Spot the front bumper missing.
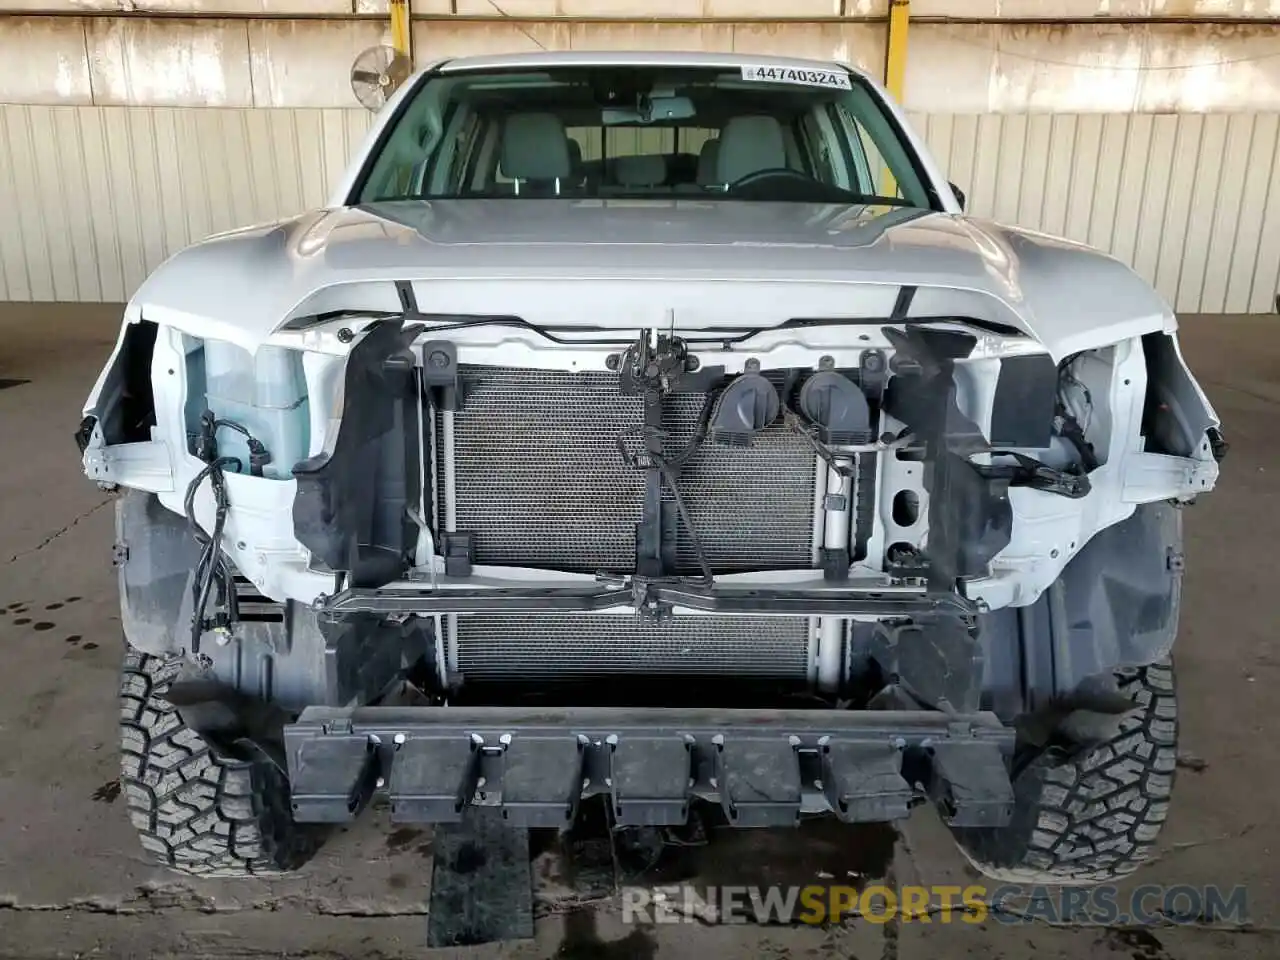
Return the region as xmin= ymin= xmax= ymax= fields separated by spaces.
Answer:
xmin=284 ymin=707 xmax=1015 ymax=830
xmin=314 ymin=583 xmax=978 ymax=618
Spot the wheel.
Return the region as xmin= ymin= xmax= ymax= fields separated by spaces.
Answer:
xmin=119 ymin=648 xmax=322 ymax=877
xmin=952 ymin=660 xmax=1176 ymax=884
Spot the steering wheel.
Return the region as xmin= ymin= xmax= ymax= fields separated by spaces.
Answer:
xmin=727 ymin=167 xmax=815 ymax=191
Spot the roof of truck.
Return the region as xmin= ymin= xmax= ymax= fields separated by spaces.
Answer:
xmin=433 ymin=50 xmax=866 ymax=76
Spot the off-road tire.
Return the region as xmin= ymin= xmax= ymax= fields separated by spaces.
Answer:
xmin=119 ymin=648 xmax=321 ymax=877
xmin=952 ymin=661 xmax=1176 ymax=884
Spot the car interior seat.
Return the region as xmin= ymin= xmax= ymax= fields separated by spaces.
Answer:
xmin=499 ymin=112 xmax=573 ymax=196
xmin=716 ymin=116 xmax=788 ymax=185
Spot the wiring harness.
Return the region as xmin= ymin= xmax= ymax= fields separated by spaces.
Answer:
xmin=183 ymin=411 xmax=272 ymax=654
xmin=614 ymin=390 xmax=719 ymax=587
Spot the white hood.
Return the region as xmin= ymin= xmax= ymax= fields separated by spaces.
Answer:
xmin=130 ymin=200 xmax=1176 ymax=360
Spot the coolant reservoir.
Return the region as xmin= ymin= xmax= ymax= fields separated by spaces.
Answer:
xmin=203 ymin=341 xmax=310 ymax=480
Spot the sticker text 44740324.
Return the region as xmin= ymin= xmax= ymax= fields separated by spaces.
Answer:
xmin=740 ymin=65 xmax=853 ymax=90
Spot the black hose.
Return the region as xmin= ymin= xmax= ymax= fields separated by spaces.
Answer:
xmin=615 ymin=422 xmax=716 ymax=587
xmin=183 ymin=454 xmax=240 ymax=653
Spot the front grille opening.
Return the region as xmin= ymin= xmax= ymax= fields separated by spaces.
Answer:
xmin=439 ymin=366 xmax=822 ymax=576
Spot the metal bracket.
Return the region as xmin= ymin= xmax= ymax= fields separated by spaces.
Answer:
xmin=859 ymin=349 xmax=888 ymax=399
xmin=928 ymin=738 xmax=1015 ymax=828
xmin=492 ymin=734 xmax=587 ymax=827
xmin=631 ymin=579 xmax=673 ymax=623
xmin=1121 ymin=451 xmax=1219 ymax=504
xmin=820 ymin=547 xmax=851 ymax=582
xmin=290 ymin=734 xmax=384 ymax=822
xmin=820 ymin=740 xmax=912 ymax=823
xmin=714 ymin=737 xmax=803 ymax=827
xmin=607 ymin=734 xmax=693 ymax=826
xmin=388 ymin=735 xmax=480 ymax=823
xmin=442 ymin=532 xmax=474 ymax=578
xmin=977 ymin=451 xmax=1090 ymax=499
xmin=420 ymin=340 xmax=461 ymax=411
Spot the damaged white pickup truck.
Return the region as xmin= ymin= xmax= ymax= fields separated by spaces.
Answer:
xmin=80 ymin=51 xmax=1224 ymax=883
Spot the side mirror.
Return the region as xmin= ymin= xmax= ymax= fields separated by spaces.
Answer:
xmin=949 ymin=181 xmax=967 ymax=211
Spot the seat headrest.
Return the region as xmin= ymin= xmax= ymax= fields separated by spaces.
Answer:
xmin=696 ymin=139 xmax=721 ymax=185
xmin=716 ymin=116 xmax=788 ymax=185
xmin=614 ymin=154 xmax=667 ymax=188
xmin=500 ymin=113 xmax=572 ymax=182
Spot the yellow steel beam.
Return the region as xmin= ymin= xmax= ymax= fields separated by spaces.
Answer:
xmin=881 ymin=0 xmax=909 ymax=197
xmin=390 ymin=0 xmax=413 ymax=61
xmin=884 ymin=0 xmax=910 ymax=103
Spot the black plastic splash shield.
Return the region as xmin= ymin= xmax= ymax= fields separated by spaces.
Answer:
xmin=881 ymin=325 xmax=1013 ymax=591
xmin=292 ymin=319 xmax=423 ymax=588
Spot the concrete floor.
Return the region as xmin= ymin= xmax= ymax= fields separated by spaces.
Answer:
xmin=0 ymin=303 xmax=1277 ymax=959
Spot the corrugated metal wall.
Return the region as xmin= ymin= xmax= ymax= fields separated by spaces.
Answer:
xmin=918 ymin=112 xmax=1280 ymax=314
xmin=0 ymin=105 xmax=373 ymax=301
xmin=2 ymin=5 xmax=1280 ymax=312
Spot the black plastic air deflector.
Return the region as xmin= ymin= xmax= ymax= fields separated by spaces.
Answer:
xmin=990 ymin=354 xmax=1056 ymax=448
xmin=497 ymin=735 xmax=586 ymax=827
xmin=293 ymin=320 xmax=423 ymax=588
xmin=715 ymin=738 xmax=803 ymax=826
xmin=608 ymin=734 xmax=693 ymax=826
xmin=881 ymin=325 xmax=1012 ymax=590
xmin=927 ymin=740 xmax=1015 ymax=828
xmin=821 ymin=741 xmax=912 ymax=823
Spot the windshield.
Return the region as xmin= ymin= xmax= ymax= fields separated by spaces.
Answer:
xmin=353 ymin=64 xmax=936 ymax=208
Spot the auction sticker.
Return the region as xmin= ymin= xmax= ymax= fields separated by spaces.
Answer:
xmin=740 ymin=65 xmax=852 ymax=89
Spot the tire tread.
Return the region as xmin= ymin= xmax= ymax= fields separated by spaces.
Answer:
xmin=954 ymin=661 xmax=1176 ymax=884
xmin=118 ymin=649 xmax=317 ymax=878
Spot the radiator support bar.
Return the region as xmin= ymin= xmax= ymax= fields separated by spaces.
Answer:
xmin=314 ymin=582 xmax=977 ymax=618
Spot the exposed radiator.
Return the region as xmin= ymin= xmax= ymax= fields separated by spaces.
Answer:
xmin=453 ymin=614 xmax=812 ymax=680
xmin=439 ymin=365 xmax=823 ymax=576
